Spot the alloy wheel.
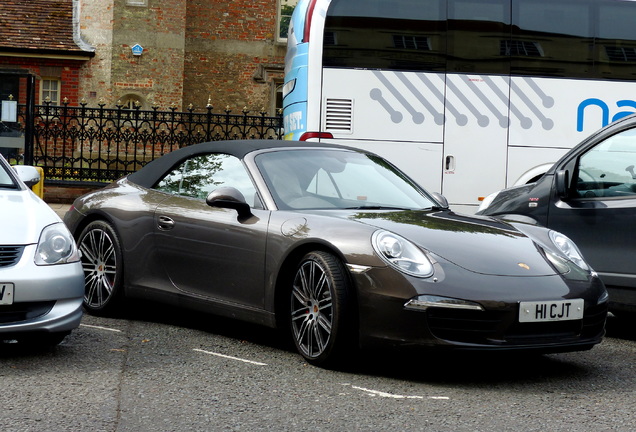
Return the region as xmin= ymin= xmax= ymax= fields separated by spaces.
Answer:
xmin=78 ymin=222 xmax=120 ymax=311
xmin=291 ymin=255 xmax=335 ymax=360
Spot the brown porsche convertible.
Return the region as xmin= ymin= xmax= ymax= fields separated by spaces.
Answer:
xmin=64 ymin=140 xmax=607 ymax=366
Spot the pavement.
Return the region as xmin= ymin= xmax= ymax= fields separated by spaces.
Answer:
xmin=48 ymin=203 xmax=72 ymax=219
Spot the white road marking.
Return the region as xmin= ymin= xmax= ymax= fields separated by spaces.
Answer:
xmin=352 ymin=385 xmax=424 ymax=399
xmin=349 ymin=385 xmax=449 ymax=400
xmin=80 ymin=324 xmax=123 ymax=333
xmin=193 ymin=348 xmax=268 ymax=366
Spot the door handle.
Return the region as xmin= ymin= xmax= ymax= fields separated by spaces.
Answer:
xmin=445 ymin=155 xmax=456 ymax=172
xmin=157 ymin=215 xmax=175 ymax=231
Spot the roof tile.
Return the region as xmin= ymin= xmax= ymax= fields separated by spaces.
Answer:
xmin=0 ymin=0 xmax=87 ymax=53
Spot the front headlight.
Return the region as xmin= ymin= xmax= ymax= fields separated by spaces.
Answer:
xmin=35 ymin=222 xmax=81 ymax=265
xmin=549 ymin=230 xmax=589 ymax=271
xmin=372 ymin=230 xmax=434 ymax=277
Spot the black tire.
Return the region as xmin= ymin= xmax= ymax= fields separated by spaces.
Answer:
xmin=289 ymin=251 xmax=354 ymax=367
xmin=77 ymin=220 xmax=124 ymax=315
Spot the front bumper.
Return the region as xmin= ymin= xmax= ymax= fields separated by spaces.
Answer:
xmin=1 ymin=244 xmax=84 ymax=335
xmin=0 ymin=298 xmax=83 ymax=336
xmin=353 ymin=266 xmax=607 ymax=353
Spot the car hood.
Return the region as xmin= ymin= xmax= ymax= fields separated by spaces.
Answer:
xmin=0 ymin=189 xmax=61 ymax=245
xmin=343 ymin=209 xmax=558 ymax=277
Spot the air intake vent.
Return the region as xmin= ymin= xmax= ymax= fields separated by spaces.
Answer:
xmin=324 ymin=98 xmax=353 ymax=134
xmin=0 ymin=246 xmax=24 ymax=268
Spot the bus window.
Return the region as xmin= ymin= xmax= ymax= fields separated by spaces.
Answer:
xmin=323 ymin=0 xmax=446 ymax=71
xmin=447 ymin=0 xmax=511 ymax=74
xmin=597 ymin=1 xmax=636 ymax=80
xmin=512 ymin=0 xmax=593 ymax=78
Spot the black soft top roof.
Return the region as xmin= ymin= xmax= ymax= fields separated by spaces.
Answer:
xmin=127 ymin=139 xmax=353 ymax=188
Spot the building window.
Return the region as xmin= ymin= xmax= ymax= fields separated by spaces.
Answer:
xmin=277 ymin=0 xmax=299 ymax=42
xmin=126 ymin=0 xmax=148 ymax=6
xmin=272 ymin=80 xmax=284 ymax=115
xmin=41 ymin=78 xmax=61 ymax=105
xmin=120 ymin=94 xmax=145 ymax=109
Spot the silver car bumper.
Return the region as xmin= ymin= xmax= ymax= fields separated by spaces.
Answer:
xmin=1 ymin=244 xmax=84 ymax=335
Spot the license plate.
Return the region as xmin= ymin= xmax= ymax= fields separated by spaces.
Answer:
xmin=0 ymin=283 xmax=14 ymax=305
xmin=519 ymin=299 xmax=584 ymax=323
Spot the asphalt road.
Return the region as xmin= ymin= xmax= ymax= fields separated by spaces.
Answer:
xmin=1 ymin=304 xmax=635 ymax=432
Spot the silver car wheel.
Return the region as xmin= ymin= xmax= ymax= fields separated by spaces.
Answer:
xmin=290 ymin=251 xmax=352 ymax=366
xmin=78 ymin=221 xmax=123 ymax=313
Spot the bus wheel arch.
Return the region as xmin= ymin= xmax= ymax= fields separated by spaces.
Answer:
xmin=514 ymin=163 xmax=555 ymax=186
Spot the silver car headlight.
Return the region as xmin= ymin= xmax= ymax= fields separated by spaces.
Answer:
xmin=549 ymin=230 xmax=589 ymax=271
xmin=35 ymin=222 xmax=81 ymax=265
xmin=372 ymin=230 xmax=434 ymax=277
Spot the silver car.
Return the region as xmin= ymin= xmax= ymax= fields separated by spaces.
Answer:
xmin=0 ymin=155 xmax=84 ymax=346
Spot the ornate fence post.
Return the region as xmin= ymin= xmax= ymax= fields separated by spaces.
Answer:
xmin=205 ymin=99 xmax=213 ymax=142
xmin=23 ymin=74 xmax=36 ymax=165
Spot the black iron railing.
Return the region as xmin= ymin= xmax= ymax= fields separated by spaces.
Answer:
xmin=10 ymin=101 xmax=284 ymax=184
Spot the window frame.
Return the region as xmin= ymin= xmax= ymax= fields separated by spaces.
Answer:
xmin=574 ymin=128 xmax=636 ymax=199
xmin=126 ymin=0 xmax=148 ymax=7
xmin=40 ymin=78 xmax=61 ymax=105
xmin=153 ymin=153 xmax=260 ymax=206
xmin=277 ymin=0 xmax=299 ymax=43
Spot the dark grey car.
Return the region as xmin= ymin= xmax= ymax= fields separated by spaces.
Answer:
xmin=64 ymin=140 xmax=607 ymax=366
xmin=479 ymin=114 xmax=636 ymax=316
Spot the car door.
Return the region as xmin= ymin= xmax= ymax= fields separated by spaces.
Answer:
xmin=547 ymin=127 xmax=636 ymax=288
xmin=152 ymin=152 xmax=270 ymax=309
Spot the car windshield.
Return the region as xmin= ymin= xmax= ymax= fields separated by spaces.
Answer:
xmin=255 ymin=149 xmax=437 ymax=210
xmin=0 ymin=159 xmax=17 ymax=189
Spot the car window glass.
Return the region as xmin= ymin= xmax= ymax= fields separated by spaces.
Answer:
xmin=256 ymin=149 xmax=435 ymax=210
xmin=309 ymin=162 xmax=424 ymax=207
xmin=0 ymin=162 xmax=15 ymax=187
xmin=576 ymin=128 xmax=636 ymax=198
xmin=154 ymin=153 xmax=259 ymax=206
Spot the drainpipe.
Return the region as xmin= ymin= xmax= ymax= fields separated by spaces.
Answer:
xmin=72 ymin=0 xmax=96 ymax=53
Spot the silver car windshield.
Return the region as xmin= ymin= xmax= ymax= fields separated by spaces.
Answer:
xmin=0 ymin=159 xmax=17 ymax=189
xmin=256 ymin=149 xmax=436 ymax=210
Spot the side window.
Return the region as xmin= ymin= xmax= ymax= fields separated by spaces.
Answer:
xmin=512 ymin=0 xmax=593 ymax=78
xmin=597 ymin=1 xmax=636 ymax=80
xmin=324 ymin=0 xmax=447 ymax=71
xmin=154 ymin=153 xmax=260 ymax=206
xmin=0 ymin=163 xmax=14 ymax=187
xmin=447 ymin=0 xmax=510 ymax=74
xmin=576 ymin=128 xmax=636 ymax=198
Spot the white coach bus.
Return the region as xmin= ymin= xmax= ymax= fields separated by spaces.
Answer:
xmin=283 ymin=0 xmax=636 ymax=212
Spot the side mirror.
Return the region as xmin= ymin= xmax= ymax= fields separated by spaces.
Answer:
xmin=206 ymin=186 xmax=252 ymax=219
xmin=555 ymin=169 xmax=570 ymax=200
xmin=13 ymin=165 xmax=41 ymax=188
xmin=429 ymin=191 xmax=449 ymax=209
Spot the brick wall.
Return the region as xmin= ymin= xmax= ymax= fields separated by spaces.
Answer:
xmin=77 ymin=0 xmax=115 ymax=104
xmin=44 ymin=184 xmax=103 ymax=204
xmin=0 ymin=58 xmax=85 ymax=105
xmin=184 ymin=0 xmax=285 ymax=112
xmin=78 ymin=0 xmax=285 ymax=114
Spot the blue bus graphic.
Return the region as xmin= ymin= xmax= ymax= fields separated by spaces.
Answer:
xmin=577 ymin=99 xmax=636 ymax=132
